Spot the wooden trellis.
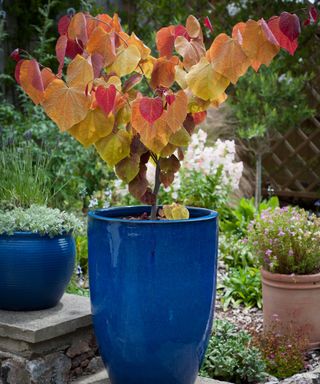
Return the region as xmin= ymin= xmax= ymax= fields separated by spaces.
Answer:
xmin=262 ymin=116 xmax=320 ymax=200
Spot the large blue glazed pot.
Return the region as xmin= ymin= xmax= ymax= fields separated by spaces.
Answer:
xmin=0 ymin=232 xmax=75 ymax=311
xmin=88 ymin=206 xmax=218 ymax=384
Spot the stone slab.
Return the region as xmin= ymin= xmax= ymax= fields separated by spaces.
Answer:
xmin=73 ymin=369 xmax=232 ymax=384
xmin=0 ymin=294 xmax=92 ymax=344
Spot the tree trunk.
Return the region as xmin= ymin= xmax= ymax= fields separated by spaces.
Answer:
xmin=255 ymin=153 xmax=262 ymax=209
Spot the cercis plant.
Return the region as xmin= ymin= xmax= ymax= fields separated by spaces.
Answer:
xmin=12 ymin=9 xmax=308 ymax=219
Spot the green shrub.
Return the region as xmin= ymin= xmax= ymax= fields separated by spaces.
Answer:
xmin=220 ymin=197 xmax=279 ymax=239
xmin=219 ymin=233 xmax=256 ymax=269
xmin=200 ymin=320 xmax=266 ymax=384
xmin=0 ymin=205 xmax=83 ymax=237
xmin=218 ymin=267 xmax=262 ymax=310
xmin=248 ymin=206 xmax=320 ymax=275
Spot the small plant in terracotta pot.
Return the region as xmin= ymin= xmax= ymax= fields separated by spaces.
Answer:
xmin=248 ymin=206 xmax=320 ymax=349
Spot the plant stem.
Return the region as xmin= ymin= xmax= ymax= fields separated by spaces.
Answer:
xmin=150 ymin=161 xmax=161 ymax=220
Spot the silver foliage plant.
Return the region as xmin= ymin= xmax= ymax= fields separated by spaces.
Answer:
xmin=0 ymin=205 xmax=83 ymax=237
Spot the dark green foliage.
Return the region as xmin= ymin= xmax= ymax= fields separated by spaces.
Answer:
xmin=219 ymin=234 xmax=255 ymax=269
xmin=218 ymin=267 xmax=262 ymax=310
xmin=220 ymin=197 xmax=279 ymax=239
xmin=231 ymin=63 xmax=314 ymax=141
xmin=200 ymin=320 xmax=266 ymax=384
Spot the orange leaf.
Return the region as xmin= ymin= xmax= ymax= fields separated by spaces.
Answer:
xmin=241 ymin=19 xmax=279 ymax=71
xmin=19 ymin=60 xmax=44 ymax=105
xmin=43 ymin=55 xmax=93 ymax=131
xmin=207 ymin=33 xmax=250 ymax=84
xmin=186 ymin=15 xmax=202 ymax=39
xmin=166 ymin=90 xmax=188 ymax=134
xmin=86 ymin=26 xmax=116 ymax=66
xmin=68 ymin=13 xmax=88 ymax=45
xmin=69 ymin=108 xmax=114 ymax=147
xmin=150 ymin=56 xmax=179 ymax=89
xmin=131 ymin=99 xmax=171 ymax=154
xmin=156 ymin=25 xmax=176 ymax=58
xmin=174 ymin=36 xmax=205 ymax=70
xmin=41 ymin=68 xmax=56 ymax=89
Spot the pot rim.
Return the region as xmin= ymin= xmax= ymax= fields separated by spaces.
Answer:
xmin=88 ymin=205 xmax=218 ymax=224
xmin=0 ymin=231 xmax=72 ymax=238
xmin=261 ymin=268 xmax=320 ymax=283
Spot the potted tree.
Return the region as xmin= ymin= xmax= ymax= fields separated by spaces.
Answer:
xmin=0 ymin=147 xmax=82 ymax=311
xmin=12 ymin=8 xmax=308 ymax=383
xmin=248 ymin=206 xmax=320 ymax=349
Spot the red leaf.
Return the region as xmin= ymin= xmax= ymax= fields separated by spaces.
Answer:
xmin=174 ymin=25 xmax=189 ymax=40
xmin=65 ymin=39 xmax=83 ymax=59
xmin=304 ymin=18 xmax=311 ymax=26
xmin=310 ymin=6 xmax=318 ymax=23
xmin=139 ymin=97 xmax=164 ymax=124
xmin=166 ymin=94 xmax=175 ymax=105
xmin=279 ymin=12 xmax=301 ymax=42
xmin=58 ymin=15 xmax=70 ymax=36
xmin=55 ymin=35 xmax=68 ymax=76
xmin=10 ymin=48 xmax=21 ymax=62
xmin=268 ymin=16 xmax=298 ymax=56
xmin=95 ymin=85 xmax=117 ymax=116
xmin=204 ymin=16 xmax=213 ymax=33
xmin=193 ymin=111 xmax=207 ymax=125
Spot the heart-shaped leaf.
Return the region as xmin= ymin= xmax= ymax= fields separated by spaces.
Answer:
xmin=95 ymin=84 xmax=117 ymax=116
xmin=279 ymin=12 xmax=301 ymax=42
xmin=139 ymin=97 xmax=163 ymax=124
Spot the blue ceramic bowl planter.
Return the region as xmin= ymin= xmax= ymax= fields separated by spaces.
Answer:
xmin=0 ymin=232 xmax=75 ymax=311
xmin=88 ymin=206 xmax=218 ymax=384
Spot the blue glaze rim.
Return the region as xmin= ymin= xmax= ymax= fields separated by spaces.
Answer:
xmin=88 ymin=205 xmax=218 ymax=224
xmin=0 ymin=231 xmax=73 ymax=238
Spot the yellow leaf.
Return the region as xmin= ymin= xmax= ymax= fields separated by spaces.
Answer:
xmin=119 ymin=32 xmax=151 ymax=60
xmin=69 ymin=108 xmax=114 ymax=147
xmin=211 ymin=93 xmax=228 ymax=108
xmin=207 ymin=33 xmax=251 ymax=84
xmin=137 ymin=55 xmax=156 ymax=78
xmin=175 ymin=66 xmax=188 ymax=89
xmin=186 ymin=57 xmax=229 ymax=101
xmin=95 ymin=130 xmax=131 ymax=166
xmin=115 ymin=154 xmax=140 ymax=183
xmin=163 ymin=203 xmax=190 ymax=220
xmin=110 ymin=45 xmax=141 ymax=77
xmin=169 ymin=127 xmax=190 ymax=146
xmin=160 ymin=143 xmax=177 ymax=157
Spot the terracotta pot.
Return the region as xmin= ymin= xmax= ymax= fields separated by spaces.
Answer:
xmin=261 ymin=269 xmax=320 ymax=349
